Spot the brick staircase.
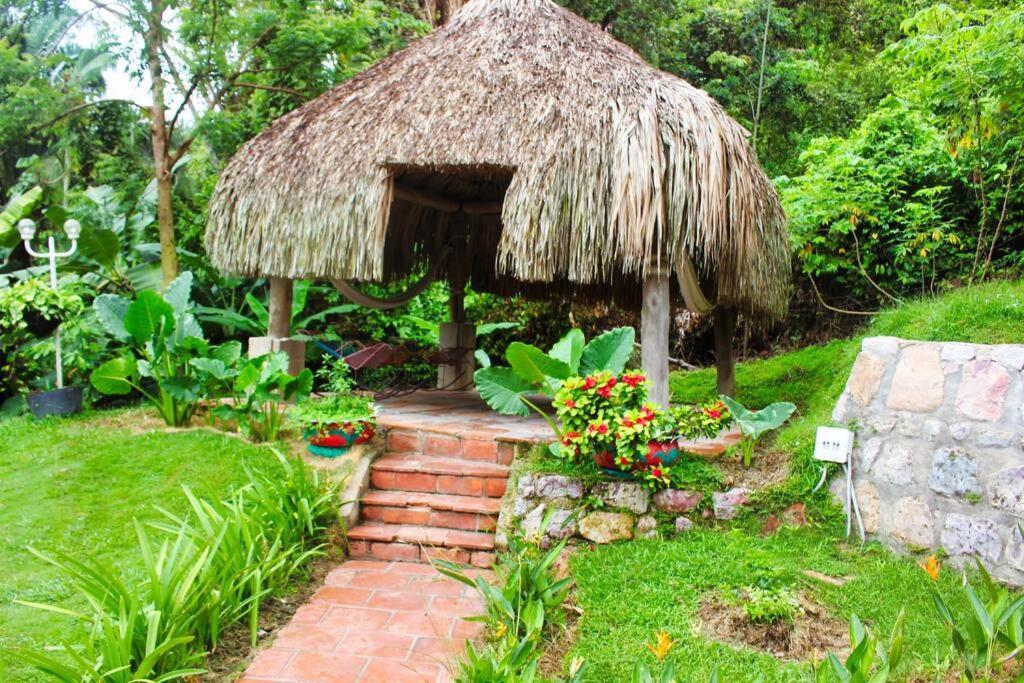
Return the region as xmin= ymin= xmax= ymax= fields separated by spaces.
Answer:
xmin=347 ymin=426 xmax=519 ymax=568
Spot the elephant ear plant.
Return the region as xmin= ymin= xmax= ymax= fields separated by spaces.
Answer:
xmin=89 ymin=272 xmax=232 ymax=426
xmin=474 ymin=327 xmax=635 ymax=436
xmin=719 ymin=395 xmax=797 ymax=467
xmin=212 ymin=352 xmax=313 ymax=443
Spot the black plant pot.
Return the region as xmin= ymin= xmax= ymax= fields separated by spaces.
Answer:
xmin=26 ymin=387 xmax=83 ymax=418
xmin=24 ymin=311 xmax=61 ymax=338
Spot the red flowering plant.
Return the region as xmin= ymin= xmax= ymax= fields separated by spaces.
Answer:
xmin=552 ymin=371 xmax=737 ymax=490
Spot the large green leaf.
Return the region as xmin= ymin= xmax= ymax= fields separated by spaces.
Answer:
xmin=719 ymin=395 xmax=796 ymax=440
xmin=549 ymin=328 xmax=585 ymax=373
xmin=477 ymin=321 xmax=519 ymax=337
xmin=282 ymin=368 xmax=314 ymax=401
xmin=505 ymin=342 xmax=570 ymax=384
xmin=160 ymin=376 xmax=201 ymax=402
xmin=195 ymin=306 xmax=262 ymax=336
xmin=77 ymin=228 xmax=120 ymax=267
xmin=189 ymin=358 xmax=232 ymax=381
xmin=210 ymin=340 xmax=243 ymax=366
xmin=124 ymin=290 xmax=175 ymax=345
xmin=0 ymin=186 xmax=42 ymax=248
xmin=579 ymin=327 xmax=635 ymax=375
xmin=164 ymin=271 xmax=193 ymax=316
xmin=474 ymin=367 xmax=535 ymax=417
xmin=90 ymin=356 xmax=137 ymax=395
xmin=245 ymin=293 xmax=270 ymax=330
xmin=93 ymin=294 xmax=131 ymax=341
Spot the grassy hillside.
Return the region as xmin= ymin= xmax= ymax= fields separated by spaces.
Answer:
xmin=669 ymin=279 xmax=1024 ymax=506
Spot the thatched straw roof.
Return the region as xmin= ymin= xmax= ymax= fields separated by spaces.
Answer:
xmin=206 ymin=0 xmax=790 ymax=322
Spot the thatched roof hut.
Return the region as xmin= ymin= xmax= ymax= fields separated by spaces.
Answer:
xmin=206 ymin=0 xmax=790 ymax=400
xmin=206 ymin=0 xmax=789 ymax=318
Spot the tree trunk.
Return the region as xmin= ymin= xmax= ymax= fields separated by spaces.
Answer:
xmin=146 ymin=0 xmax=178 ymax=288
xmin=713 ymin=306 xmax=737 ymax=397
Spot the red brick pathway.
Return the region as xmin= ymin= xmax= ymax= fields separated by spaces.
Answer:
xmin=240 ymin=560 xmax=488 ymax=683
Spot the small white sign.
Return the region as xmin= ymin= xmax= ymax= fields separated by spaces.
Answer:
xmin=814 ymin=426 xmax=853 ymax=464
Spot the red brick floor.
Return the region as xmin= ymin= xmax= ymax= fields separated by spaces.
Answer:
xmin=239 ymin=560 xmax=489 ymax=683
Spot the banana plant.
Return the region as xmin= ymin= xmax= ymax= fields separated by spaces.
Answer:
xmin=196 ymin=279 xmax=358 ymax=337
xmin=473 ymin=327 xmax=635 ymax=436
xmin=719 ymin=394 xmax=797 ymax=466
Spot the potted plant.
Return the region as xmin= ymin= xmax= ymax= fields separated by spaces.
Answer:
xmin=0 ymin=278 xmax=84 ymax=417
xmin=293 ymin=356 xmax=376 ymax=458
xmin=552 ymin=370 xmax=737 ymax=490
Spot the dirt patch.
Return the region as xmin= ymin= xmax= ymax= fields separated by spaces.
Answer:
xmin=201 ymin=535 xmax=347 ymax=681
xmin=695 ymin=592 xmax=848 ymax=662
xmin=538 ymin=594 xmax=582 ymax=678
xmin=717 ymin=448 xmax=791 ymax=491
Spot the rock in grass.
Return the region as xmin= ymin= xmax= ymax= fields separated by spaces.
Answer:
xmin=653 ymin=489 xmax=702 ymax=514
xmin=592 ymin=480 xmax=649 ymax=514
xmin=674 ymin=516 xmax=693 ymax=533
xmin=712 ymin=487 xmax=749 ymax=520
xmin=579 ymin=511 xmax=633 ymax=543
xmin=635 ymin=515 xmax=658 ymax=539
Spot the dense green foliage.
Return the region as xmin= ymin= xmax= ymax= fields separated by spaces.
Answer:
xmin=0 ymin=412 xmax=280 ymax=681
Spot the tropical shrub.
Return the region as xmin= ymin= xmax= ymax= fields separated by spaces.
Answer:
xmin=89 ymin=271 xmax=215 ymax=425
xmin=782 ymin=98 xmax=964 ymax=303
xmin=0 ymin=278 xmax=83 ymax=399
xmin=13 ymin=451 xmax=341 ymax=681
xmin=474 ymin=327 xmax=636 ymax=433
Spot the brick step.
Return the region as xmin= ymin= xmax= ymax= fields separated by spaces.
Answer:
xmin=348 ymin=522 xmax=496 ymax=567
xmin=384 ymin=428 xmax=517 ymax=465
xmin=371 ymin=455 xmax=509 ymax=498
xmin=361 ymin=490 xmax=500 ymax=532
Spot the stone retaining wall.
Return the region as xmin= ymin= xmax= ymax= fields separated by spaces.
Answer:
xmin=498 ymin=474 xmax=751 ymax=546
xmin=833 ymin=336 xmax=1024 ymax=584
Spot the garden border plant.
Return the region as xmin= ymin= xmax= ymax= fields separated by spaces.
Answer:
xmin=8 ymin=449 xmax=343 ymax=681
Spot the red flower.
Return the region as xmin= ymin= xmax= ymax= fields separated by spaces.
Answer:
xmin=616 ymin=454 xmax=631 ymax=468
xmin=651 ymin=468 xmax=663 ymax=478
xmin=705 ymin=409 xmax=722 ymax=419
xmin=587 ymin=422 xmax=609 ymax=435
xmin=561 ymin=430 xmax=581 ymax=446
xmin=564 ymin=398 xmax=576 ymax=408
xmin=623 ymin=373 xmax=646 ymax=387
xmin=584 ymin=376 xmax=597 ymax=389
xmin=621 ymin=417 xmax=634 ymax=428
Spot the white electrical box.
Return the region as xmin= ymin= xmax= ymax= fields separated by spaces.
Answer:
xmin=814 ymin=426 xmax=854 ymax=464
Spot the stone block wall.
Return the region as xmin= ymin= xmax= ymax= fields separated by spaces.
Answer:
xmin=833 ymin=336 xmax=1024 ymax=584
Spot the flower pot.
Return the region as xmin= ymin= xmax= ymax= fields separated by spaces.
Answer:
xmin=645 ymin=439 xmax=683 ymax=467
xmin=26 ymin=387 xmax=82 ymax=418
xmin=24 ymin=310 xmax=61 ymax=338
xmin=304 ymin=421 xmax=371 ymax=458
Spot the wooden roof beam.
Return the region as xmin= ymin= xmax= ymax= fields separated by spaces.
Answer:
xmin=393 ymin=183 xmax=502 ymax=215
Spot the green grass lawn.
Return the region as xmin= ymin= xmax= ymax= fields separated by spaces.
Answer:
xmin=0 ymin=410 xmax=278 ymax=681
xmin=568 ymin=528 xmax=971 ymax=681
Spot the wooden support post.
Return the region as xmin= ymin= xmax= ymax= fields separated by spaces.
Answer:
xmin=267 ymin=276 xmax=293 ymax=338
xmin=641 ymin=263 xmax=671 ymax=407
xmin=438 ymin=222 xmax=475 ymax=390
xmin=250 ymin=276 xmax=304 ymax=377
xmin=713 ymin=306 xmax=737 ymax=397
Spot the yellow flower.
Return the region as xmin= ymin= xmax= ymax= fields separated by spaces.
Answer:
xmin=494 ymin=621 xmax=508 ymax=638
xmin=646 ymin=631 xmax=677 ymax=661
xmin=919 ymin=554 xmax=941 ymax=582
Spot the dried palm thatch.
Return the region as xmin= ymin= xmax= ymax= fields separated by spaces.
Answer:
xmin=206 ymin=0 xmax=790 ymax=323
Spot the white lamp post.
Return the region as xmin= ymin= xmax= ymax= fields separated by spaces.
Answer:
xmin=18 ymin=218 xmax=80 ymax=390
